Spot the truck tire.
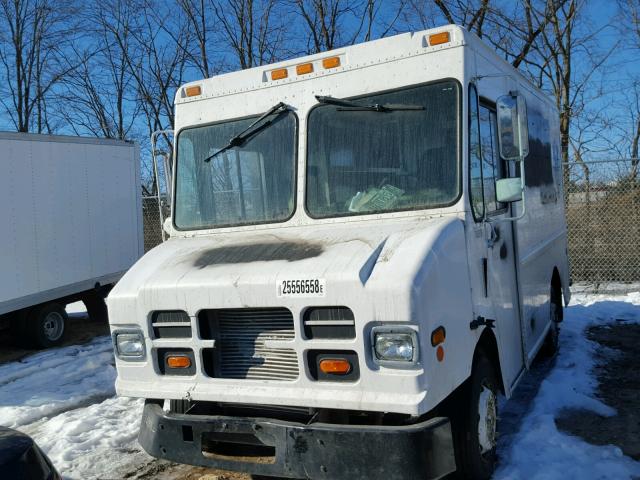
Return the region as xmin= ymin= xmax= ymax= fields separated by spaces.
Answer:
xmin=451 ymin=351 xmax=499 ymax=480
xmin=27 ymin=303 xmax=68 ymax=348
xmin=540 ymin=284 xmax=562 ymax=358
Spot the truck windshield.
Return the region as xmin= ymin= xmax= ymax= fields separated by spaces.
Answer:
xmin=306 ymin=81 xmax=460 ymax=218
xmin=174 ymin=111 xmax=297 ymax=230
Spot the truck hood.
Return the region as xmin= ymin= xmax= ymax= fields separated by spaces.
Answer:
xmin=108 ymin=215 xmax=474 ymax=414
xmin=109 ymin=216 xmax=464 ymax=320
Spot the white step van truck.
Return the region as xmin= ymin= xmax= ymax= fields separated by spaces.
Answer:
xmin=1 ymin=132 xmax=142 ymax=348
xmin=109 ymin=25 xmax=570 ymax=479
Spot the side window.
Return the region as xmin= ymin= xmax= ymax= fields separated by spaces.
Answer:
xmin=479 ymin=105 xmax=507 ymax=213
xmin=469 ymin=84 xmax=484 ymax=220
xmin=525 ymin=108 xmax=554 ymax=187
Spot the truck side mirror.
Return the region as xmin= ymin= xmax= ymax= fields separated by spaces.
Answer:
xmin=496 ymin=93 xmax=529 ymax=161
xmin=496 ymin=178 xmax=523 ymax=203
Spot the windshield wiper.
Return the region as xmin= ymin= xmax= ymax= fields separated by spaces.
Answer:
xmin=204 ymin=102 xmax=289 ymax=163
xmin=315 ymin=95 xmax=424 ymax=112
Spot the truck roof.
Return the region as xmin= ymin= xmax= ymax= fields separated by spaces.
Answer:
xmin=0 ymin=131 xmax=135 ymax=147
xmin=175 ymin=24 xmax=551 ymax=107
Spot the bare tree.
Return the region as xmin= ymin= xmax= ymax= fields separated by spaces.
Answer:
xmin=119 ymin=1 xmax=190 ymax=136
xmin=58 ymin=0 xmax=140 ymax=140
xmin=212 ymin=0 xmax=289 ymax=69
xmin=617 ymin=0 xmax=640 ymax=177
xmin=403 ymin=1 xmax=568 ymax=69
xmin=0 ymin=0 xmax=79 ymax=132
xmin=613 ymin=79 xmax=640 ymax=179
xmin=532 ymin=0 xmax=618 ymax=187
xmin=116 ymin=0 xmax=191 ymax=192
xmin=409 ymin=0 xmax=490 ymax=35
xmin=631 ymin=84 xmax=640 ymax=170
xmin=159 ymin=0 xmax=227 ymax=78
xmin=293 ymin=0 xmax=403 ymax=54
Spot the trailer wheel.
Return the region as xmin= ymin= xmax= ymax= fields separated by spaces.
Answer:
xmin=451 ymin=351 xmax=499 ymax=480
xmin=27 ymin=303 xmax=67 ymax=348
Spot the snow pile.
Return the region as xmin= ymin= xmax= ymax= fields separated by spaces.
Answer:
xmin=495 ymin=291 xmax=640 ymax=479
xmin=0 ymin=336 xmax=117 ymax=428
xmin=33 ymin=396 xmax=145 ymax=477
xmin=0 ymin=334 xmax=150 ymax=479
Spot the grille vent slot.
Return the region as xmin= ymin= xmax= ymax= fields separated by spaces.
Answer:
xmin=303 ymin=307 xmax=355 ymax=339
xmin=151 ymin=311 xmax=191 ymax=338
xmin=200 ymin=308 xmax=298 ymax=381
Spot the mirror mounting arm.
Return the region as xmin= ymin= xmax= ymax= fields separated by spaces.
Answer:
xmin=496 ymin=168 xmax=527 ymax=223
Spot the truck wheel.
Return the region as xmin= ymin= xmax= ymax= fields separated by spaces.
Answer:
xmin=27 ymin=303 xmax=68 ymax=348
xmin=452 ymin=351 xmax=499 ymax=480
xmin=540 ymin=285 xmax=562 ymax=358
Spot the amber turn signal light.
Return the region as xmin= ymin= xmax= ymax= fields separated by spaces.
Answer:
xmin=431 ymin=326 xmax=446 ymax=347
xmin=319 ymin=358 xmax=351 ymax=375
xmin=167 ymin=355 xmax=191 ymax=368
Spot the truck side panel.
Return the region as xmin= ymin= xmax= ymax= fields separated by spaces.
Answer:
xmin=0 ymin=134 xmax=142 ymax=316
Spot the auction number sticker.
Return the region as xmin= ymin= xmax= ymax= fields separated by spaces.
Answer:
xmin=277 ymin=278 xmax=326 ymax=298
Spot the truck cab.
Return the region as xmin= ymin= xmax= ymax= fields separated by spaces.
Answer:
xmin=108 ymin=25 xmax=570 ymax=479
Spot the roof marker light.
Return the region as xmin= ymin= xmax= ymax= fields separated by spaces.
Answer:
xmin=429 ymin=32 xmax=450 ymax=46
xmin=185 ymin=85 xmax=202 ymax=97
xmin=322 ymin=56 xmax=341 ymax=69
xmin=296 ymin=63 xmax=314 ymax=75
xmin=271 ymin=68 xmax=288 ymax=80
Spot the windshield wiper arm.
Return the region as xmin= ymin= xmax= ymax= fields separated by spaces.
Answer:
xmin=315 ymin=95 xmax=424 ymax=112
xmin=204 ymin=102 xmax=289 ymax=163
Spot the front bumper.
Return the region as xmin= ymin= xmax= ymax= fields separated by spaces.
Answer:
xmin=139 ymin=401 xmax=456 ymax=479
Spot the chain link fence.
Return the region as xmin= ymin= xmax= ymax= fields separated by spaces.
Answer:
xmin=142 ymin=195 xmax=169 ymax=252
xmin=143 ymin=131 xmax=174 ymax=252
xmin=564 ymin=159 xmax=640 ymax=286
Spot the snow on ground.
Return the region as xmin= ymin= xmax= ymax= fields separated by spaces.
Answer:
xmin=0 ymin=333 xmax=150 ymax=479
xmin=0 ymin=337 xmax=118 ymax=429
xmin=0 ymin=291 xmax=639 ymax=479
xmin=495 ymin=291 xmax=640 ymax=479
xmin=32 ymin=396 xmax=145 ymax=477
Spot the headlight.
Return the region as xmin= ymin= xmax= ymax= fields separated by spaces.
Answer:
xmin=114 ymin=331 xmax=146 ymax=359
xmin=372 ymin=328 xmax=418 ymax=365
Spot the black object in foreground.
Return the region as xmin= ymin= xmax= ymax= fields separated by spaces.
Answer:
xmin=0 ymin=426 xmax=61 ymax=480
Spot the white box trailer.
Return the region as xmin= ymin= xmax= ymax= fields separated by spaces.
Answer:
xmin=1 ymin=132 xmax=142 ymax=348
xmin=109 ymin=25 xmax=570 ymax=479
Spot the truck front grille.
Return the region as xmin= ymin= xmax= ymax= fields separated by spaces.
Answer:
xmin=199 ymin=308 xmax=299 ymax=381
